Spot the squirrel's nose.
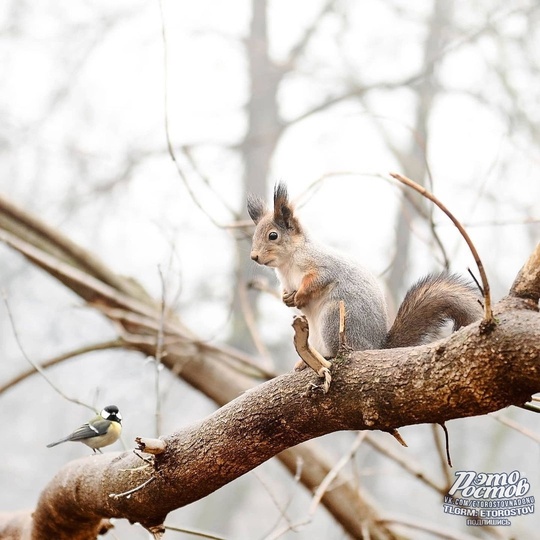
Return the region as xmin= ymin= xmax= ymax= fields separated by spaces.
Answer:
xmin=251 ymin=252 xmax=259 ymax=262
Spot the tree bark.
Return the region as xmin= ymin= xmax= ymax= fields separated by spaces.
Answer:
xmin=1 ymin=285 xmax=538 ymax=538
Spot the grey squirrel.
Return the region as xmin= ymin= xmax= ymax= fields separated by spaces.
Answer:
xmin=248 ymin=183 xmax=482 ymax=359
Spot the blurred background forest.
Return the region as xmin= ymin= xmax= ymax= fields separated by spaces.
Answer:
xmin=1 ymin=0 xmax=539 ymax=538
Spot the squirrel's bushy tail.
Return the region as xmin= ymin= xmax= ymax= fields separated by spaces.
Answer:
xmin=384 ymin=272 xmax=483 ymax=348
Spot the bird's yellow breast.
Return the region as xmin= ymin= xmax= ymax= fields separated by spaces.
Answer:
xmin=84 ymin=421 xmax=122 ymax=450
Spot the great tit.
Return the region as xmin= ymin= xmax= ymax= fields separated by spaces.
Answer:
xmin=46 ymin=405 xmax=122 ymax=453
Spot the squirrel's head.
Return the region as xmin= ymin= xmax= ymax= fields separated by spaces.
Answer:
xmin=247 ymin=183 xmax=304 ymax=268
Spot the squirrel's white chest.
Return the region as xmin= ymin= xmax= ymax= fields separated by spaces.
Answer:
xmin=275 ymin=265 xmax=304 ymax=293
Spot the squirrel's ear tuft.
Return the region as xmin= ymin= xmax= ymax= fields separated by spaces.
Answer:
xmin=273 ymin=182 xmax=289 ymax=207
xmin=273 ymin=182 xmax=299 ymax=231
xmin=247 ymin=194 xmax=266 ymax=224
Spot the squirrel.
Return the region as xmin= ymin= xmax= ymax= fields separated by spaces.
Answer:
xmin=247 ymin=183 xmax=483 ymax=361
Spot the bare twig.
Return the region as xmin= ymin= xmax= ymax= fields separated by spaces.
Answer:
xmin=431 ymin=424 xmax=452 ymax=488
xmin=247 ymin=277 xmax=280 ymax=299
xmin=163 ymin=524 xmax=226 ymax=540
xmin=2 ymin=293 xmax=96 ymax=413
xmin=157 ymin=0 xmax=227 ymax=229
xmin=389 ymin=172 xmax=493 ymax=325
xmin=154 ymin=266 xmax=168 ymax=437
xmin=237 ymin=277 xmax=274 ymax=368
xmin=338 ymin=300 xmax=347 ymax=352
xmin=0 ymin=338 xmax=123 ymax=395
xmin=266 ymin=433 xmax=366 ymax=540
xmin=438 ymin=422 xmax=452 ymax=467
xmin=308 ymin=432 xmax=366 ymax=515
xmin=389 ymin=429 xmax=408 ymax=447
xmin=291 ymin=316 xmax=332 ymax=393
xmin=252 ymin=470 xmax=294 ymax=533
xmin=365 ymin=434 xmax=446 ymax=494
xmin=491 ymin=414 xmax=540 ymax=444
xmin=109 ymin=476 xmax=156 ymax=500
xmin=285 ymin=0 xmax=335 ymax=67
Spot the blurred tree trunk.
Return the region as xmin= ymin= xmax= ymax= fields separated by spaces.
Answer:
xmin=229 ymin=0 xmax=282 ymax=354
xmin=388 ymin=0 xmax=452 ymax=297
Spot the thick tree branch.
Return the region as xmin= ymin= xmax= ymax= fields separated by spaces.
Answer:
xmin=0 ymin=196 xmax=152 ymax=304
xmin=1 ymin=193 xmax=538 ymax=539
xmin=1 ymin=300 xmax=539 ymax=539
xmin=0 ymin=193 xmax=392 ymax=538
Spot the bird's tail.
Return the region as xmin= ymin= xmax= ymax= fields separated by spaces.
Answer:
xmin=384 ymin=272 xmax=483 ymax=348
xmin=46 ymin=437 xmax=69 ymax=448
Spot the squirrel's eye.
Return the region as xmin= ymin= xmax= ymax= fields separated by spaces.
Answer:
xmin=268 ymin=231 xmax=278 ymax=241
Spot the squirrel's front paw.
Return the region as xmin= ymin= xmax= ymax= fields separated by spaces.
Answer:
xmin=282 ymin=290 xmax=297 ymax=307
xmin=293 ymin=290 xmax=309 ymax=308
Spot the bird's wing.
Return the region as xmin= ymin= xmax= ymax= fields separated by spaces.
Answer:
xmin=66 ymin=419 xmax=111 ymax=441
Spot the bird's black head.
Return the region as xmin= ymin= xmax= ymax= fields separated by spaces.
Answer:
xmin=101 ymin=405 xmax=122 ymax=424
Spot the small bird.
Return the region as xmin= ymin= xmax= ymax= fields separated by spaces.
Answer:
xmin=46 ymin=405 xmax=122 ymax=453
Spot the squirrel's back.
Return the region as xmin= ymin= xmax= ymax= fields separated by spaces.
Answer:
xmin=305 ymin=245 xmax=389 ymax=356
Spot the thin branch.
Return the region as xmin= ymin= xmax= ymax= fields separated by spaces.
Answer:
xmin=163 ymin=524 xmax=226 ymax=540
xmin=338 ymin=300 xmax=346 ymax=351
xmin=266 ymin=432 xmax=367 ymax=540
xmin=154 ymin=266 xmax=168 ymax=437
xmin=259 ymin=457 xmax=304 ymax=538
xmin=157 ymin=0 xmax=229 ymax=229
xmin=2 ymin=293 xmax=96 ymax=413
xmin=293 ymin=4 xmax=538 ymax=128
xmin=365 ymin=434 xmax=446 ymax=494
xmin=309 ymin=432 xmax=366 ymax=516
xmin=389 ymin=172 xmax=493 ymax=325
xmin=181 ymin=144 xmax=240 ymax=219
xmin=377 ymin=514 xmax=480 ymax=540
xmin=252 ymin=470 xmax=294 ymax=533
xmin=237 ymin=276 xmax=274 ymax=369
xmin=491 ymin=414 xmax=540 ymax=444
xmin=109 ymin=476 xmax=156 ymax=500
xmin=285 ymin=0 xmax=336 ymax=67
xmin=0 ymin=338 xmax=124 ymax=395
xmin=430 ymin=424 xmax=452 ymax=488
